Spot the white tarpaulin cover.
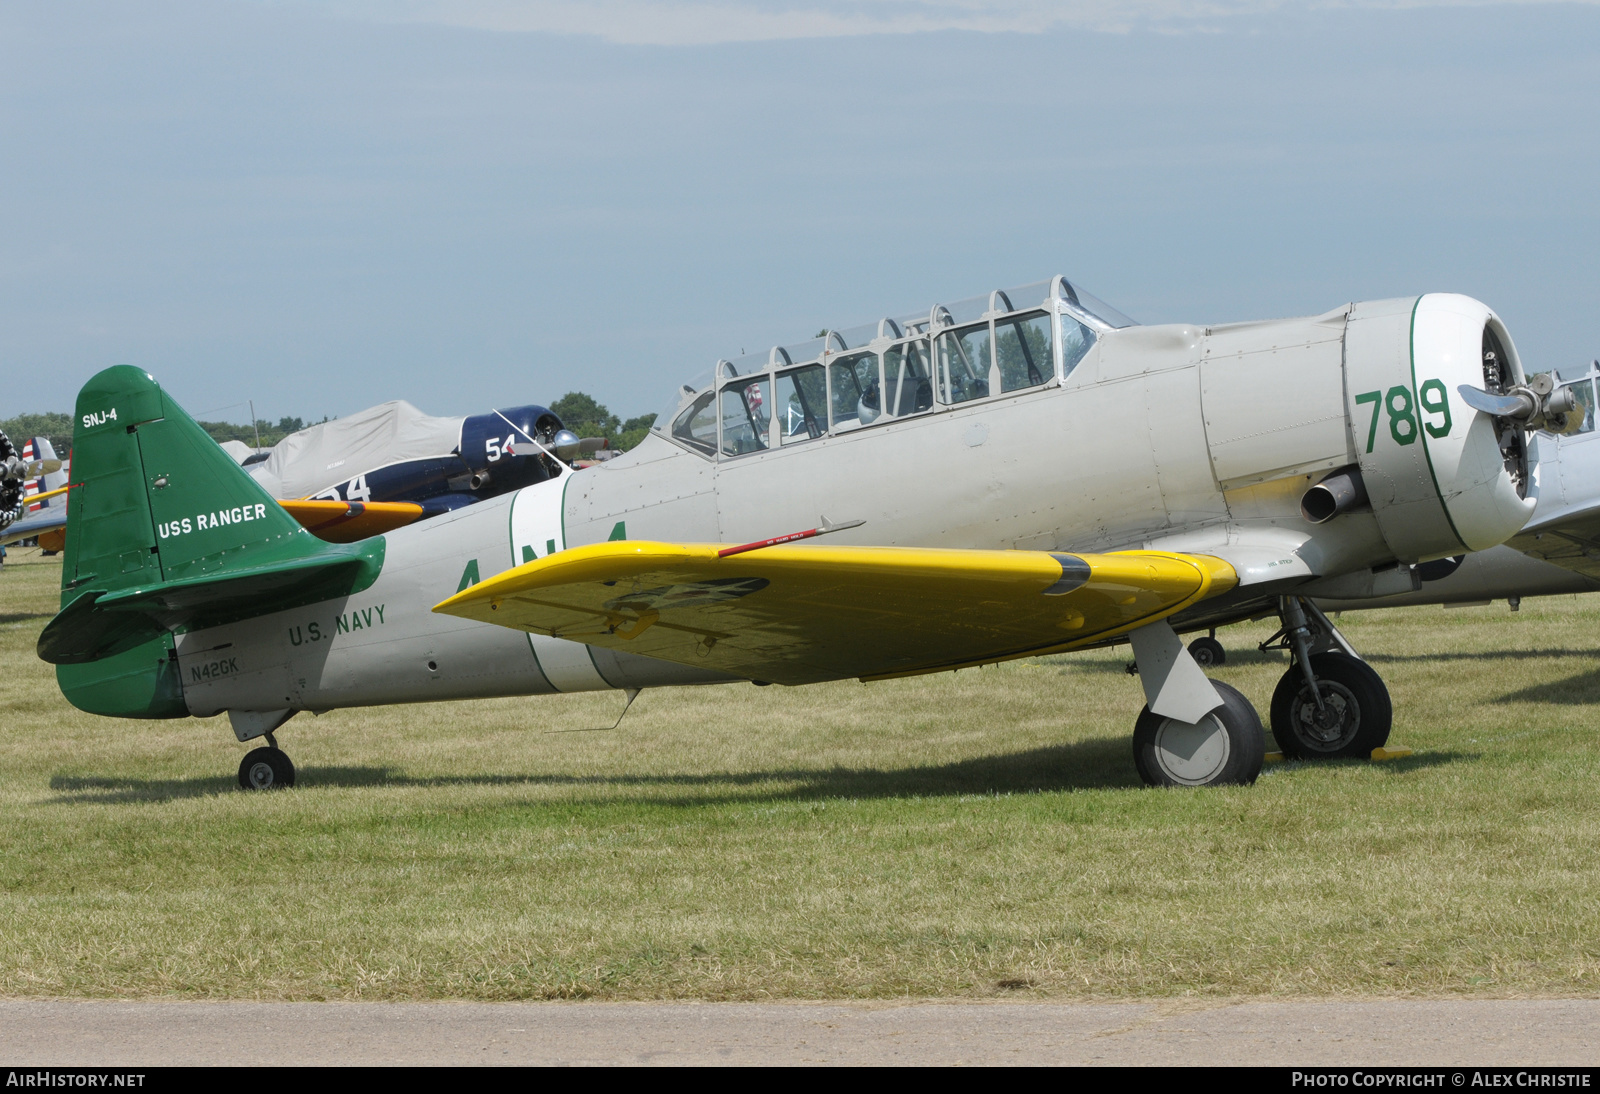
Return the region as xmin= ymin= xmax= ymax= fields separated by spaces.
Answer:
xmin=217 ymin=440 xmax=261 ymax=465
xmin=247 ymin=400 xmax=464 ymax=499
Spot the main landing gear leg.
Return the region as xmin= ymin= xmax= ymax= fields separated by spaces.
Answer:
xmin=1127 ymin=620 xmax=1264 ymax=788
xmin=1261 ymin=597 xmax=1392 ymax=760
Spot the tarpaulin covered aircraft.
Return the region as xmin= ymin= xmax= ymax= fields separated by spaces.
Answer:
xmin=40 ymin=276 xmax=1557 ymax=790
xmin=241 ymin=399 xmax=572 ymax=542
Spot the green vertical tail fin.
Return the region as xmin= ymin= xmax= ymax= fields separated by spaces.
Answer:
xmin=47 ymin=366 xmax=384 ymax=717
xmin=62 ymin=365 xmax=314 ymax=593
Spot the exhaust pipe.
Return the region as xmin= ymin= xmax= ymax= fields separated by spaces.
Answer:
xmin=1301 ymin=466 xmax=1369 ymax=524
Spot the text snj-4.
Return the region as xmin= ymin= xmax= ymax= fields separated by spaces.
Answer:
xmin=81 ymin=408 xmax=118 ymax=429
xmin=157 ymin=503 xmax=269 ymax=540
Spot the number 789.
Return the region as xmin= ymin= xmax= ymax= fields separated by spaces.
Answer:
xmin=1354 ymin=381 xmax=1452 ymax=453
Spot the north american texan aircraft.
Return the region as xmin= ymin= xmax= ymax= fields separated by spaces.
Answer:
xmin=40 ymin=276 xmax=1564 ymax=790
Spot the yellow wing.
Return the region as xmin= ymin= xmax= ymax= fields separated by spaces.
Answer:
xmin=278 ymin=499 xmax=426 ymax=543
xmin=433 ymin=541 xmax=1237 ymax=686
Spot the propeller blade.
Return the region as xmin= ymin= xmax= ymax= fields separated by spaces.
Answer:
xmin=1457 ymin=384 xmax=1532 ymax=418
xmin=26 ymin=459 xmax=62 ymax=476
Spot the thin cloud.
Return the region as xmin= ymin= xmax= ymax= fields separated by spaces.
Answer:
xmin=258 ymin=0 xmax=1600 ymax=45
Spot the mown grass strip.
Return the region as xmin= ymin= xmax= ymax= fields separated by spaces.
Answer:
xmin=2 ymin=547 xmax=1598 ymax=1000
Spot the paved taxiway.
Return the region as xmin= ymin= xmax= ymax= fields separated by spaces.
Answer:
xmin=2 ymin=999 xmax=1596 ymax=1065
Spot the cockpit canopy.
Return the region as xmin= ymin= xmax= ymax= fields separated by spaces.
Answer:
xmin=654 ymin=275 xmax=1136 ymax=459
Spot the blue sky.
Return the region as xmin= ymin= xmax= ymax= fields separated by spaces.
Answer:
xmin=2 ymin=1 xmax=1597 ymax=424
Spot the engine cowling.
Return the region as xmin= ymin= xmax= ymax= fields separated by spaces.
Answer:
xmin=1344 ymin=294 xmax=1535 ymax=560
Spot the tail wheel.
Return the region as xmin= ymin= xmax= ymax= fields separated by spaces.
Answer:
xmin=1269 ymin=652 xmax=1392 ymax=759
xmin=238 ymin=747 xmax=296 ymax=790
xmin=1133 ymin=680 xmax=1265 ymax=788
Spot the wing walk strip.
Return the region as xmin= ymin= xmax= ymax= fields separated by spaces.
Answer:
xmin=434 ymin=541 xmax=1238 ymax=687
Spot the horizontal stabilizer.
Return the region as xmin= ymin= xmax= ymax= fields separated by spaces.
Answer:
xmin=39 ymin=550 xmax=379 ymax=664
xmin=433 ymin=540 xmax=1237 ymax=686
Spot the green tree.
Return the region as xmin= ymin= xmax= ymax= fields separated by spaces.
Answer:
xmin=615 ymin=413 xmax=657 ymax=452
xmin=0 ymin=412 xmax=75 ymax=455
xmin=196 ymin=417 xmax=310 ymax=450
xmin=550 ymin=392 xmax=621 ymax=441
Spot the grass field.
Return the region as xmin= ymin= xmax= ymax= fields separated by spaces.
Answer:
xmin=3 ymin=545 xmax=1599 ymax=1001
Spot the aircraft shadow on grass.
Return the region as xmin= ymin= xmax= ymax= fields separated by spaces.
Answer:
xmin=1495 ymin=666 xmax=1600 ymax=705
xmin=1038 ymin=648 xmax=1293 ymax=676
xmin=1058 ymin=647 xmax=1600 ymax=674
xmin=46 ymin=742 xmax=1462 ymax=806
xmin=0 ymin=611 xmax=54 ymax=627
xmin=1364 ymin=648 xmax=1600 ymax=664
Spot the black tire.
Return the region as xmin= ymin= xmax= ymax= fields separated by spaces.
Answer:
xmin=1188 ymin=636 xmax=1227 ymax=667
xmin=1269 ymin=652 xmax=1392 ymax=759
xmin=1133 ymin=680 xmax=1264 ymax=788
xmin=238 ymin=747 xmax=296 ymax=790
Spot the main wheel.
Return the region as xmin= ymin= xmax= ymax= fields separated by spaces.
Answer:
xmin=1269 ymin=652 xmax=1391 ymax=759
xmin=1133 ymin=680 xmax=1265 ymax=788
xmin=238 ymin=747 xmax=296 ymax=790
xmin=1188 ymin=636 xmax=1227 ymax=667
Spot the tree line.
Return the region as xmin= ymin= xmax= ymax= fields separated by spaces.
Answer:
xmin=0 ymin=412 xmax=320 ymax=457
xmin=548 ymin=393 xmax=656 ymax=452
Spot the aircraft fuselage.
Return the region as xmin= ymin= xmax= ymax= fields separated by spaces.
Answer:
xmin=164 ymin=292 xmax=1532 ymax=737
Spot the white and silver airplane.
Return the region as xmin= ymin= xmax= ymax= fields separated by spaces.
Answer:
xmin=41 ymin=277 xmax=1565 ymax=790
